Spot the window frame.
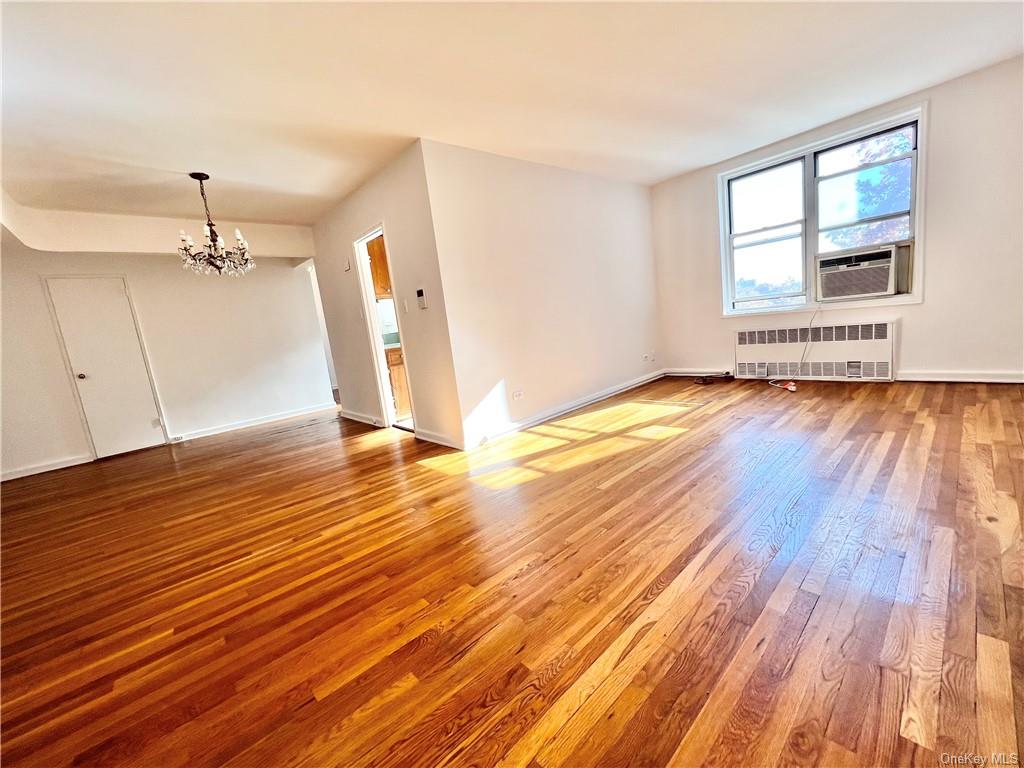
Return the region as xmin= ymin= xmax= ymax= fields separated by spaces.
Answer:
xmin=718 ymin=105 xmax=926 ymax=317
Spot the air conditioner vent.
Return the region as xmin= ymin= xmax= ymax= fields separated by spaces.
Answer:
xmin=817 ymin=245 xmax=897 ymax=302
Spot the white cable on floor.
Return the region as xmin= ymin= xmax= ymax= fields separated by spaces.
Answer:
xmin=768 ymin=305 xmax=821 ymax=392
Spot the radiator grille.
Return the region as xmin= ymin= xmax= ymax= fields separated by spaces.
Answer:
xmin=735 ymin=321 xmax=894 ymax=381
xmin=735 ymin=324 xmax=894 ymax=346
xmin=736 ymin=360 xmax=891 ymax=380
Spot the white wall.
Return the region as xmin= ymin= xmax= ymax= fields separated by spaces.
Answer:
xmin=1 ymin=233 xmax=335 ymax=478
xmin=652 ymin=56 xmax=1024 ymax=382
xmin=421 ymin=141 xmax=660 ymax=447
xmin=311 ymin=141 xmax=465 ymax=447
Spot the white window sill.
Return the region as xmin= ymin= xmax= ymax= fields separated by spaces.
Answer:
xmin=721 ymin=291 xmax=923 ymax=319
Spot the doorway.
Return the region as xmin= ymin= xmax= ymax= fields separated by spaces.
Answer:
xmin=46 ymin=276 xmax=166 ymax=458
xmin=354 ymin=228 xmax=414 ymax=432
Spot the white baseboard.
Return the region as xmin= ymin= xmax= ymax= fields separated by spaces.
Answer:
xmin=339 ymin=408 xmax=382 ymax=427
xmin=2 ymin=453 xmax=93 ymax=481
xmin=895 ymin=370 xmax=1024 ymax=384
xmin=172 ymin=402 xmax=340 ymax=442
xmin=662 ymin=367 xmax=734 ymax=377
xmin=412 ymin=428 xmax=464 ymax=450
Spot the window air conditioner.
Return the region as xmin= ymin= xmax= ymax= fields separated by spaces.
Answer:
xmin=816 ymin=245 xmax=897 ymax=302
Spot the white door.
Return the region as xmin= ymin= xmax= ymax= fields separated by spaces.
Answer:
xmin=47 ymin=277 xmax=165 ymax=458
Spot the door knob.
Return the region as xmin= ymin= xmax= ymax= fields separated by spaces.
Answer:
xmin=77 ymin=373 xmax=87 ymax=379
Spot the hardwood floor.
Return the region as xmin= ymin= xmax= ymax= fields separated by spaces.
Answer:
xmin=2 ymin=378 xmax=1021 ymax=767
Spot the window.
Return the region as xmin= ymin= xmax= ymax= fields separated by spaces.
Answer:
xmin=721 ymin=116 xmax=920 ymax=313
xmin=727 ymin=159 xmax=806 ymax=310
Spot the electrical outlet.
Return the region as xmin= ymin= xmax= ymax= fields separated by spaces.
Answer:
xmin=512 ymin=390 xmax=524 ymax=401
xmin=170 ymin=435 xmax=184 ymax=443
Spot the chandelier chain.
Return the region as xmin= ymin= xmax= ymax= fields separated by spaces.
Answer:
xmin=198 ymin=180 xmax=215 ymax=228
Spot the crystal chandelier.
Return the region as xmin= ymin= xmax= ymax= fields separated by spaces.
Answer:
xmin=178 ymin=172 xmax=255 ymax=276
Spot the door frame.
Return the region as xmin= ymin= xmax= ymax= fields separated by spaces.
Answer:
xmin=42 ymin=274 xmax=169 ymax=459
xmin=351 ymin=224 xmax=417 ymax=430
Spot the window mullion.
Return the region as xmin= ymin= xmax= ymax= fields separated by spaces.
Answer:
xmin=804 ymin=152 xmax=816 ymax=303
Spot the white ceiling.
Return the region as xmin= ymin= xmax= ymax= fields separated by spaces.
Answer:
xmin=3 ymin=2 xmax=1021 ymax=225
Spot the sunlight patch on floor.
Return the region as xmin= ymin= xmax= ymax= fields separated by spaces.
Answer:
xmin=417 ymin=399 xmax=700 ymax=489
xmin=525 ymin=435 xmax=643 ymax=473
xmin=417 ymin=432 xmax=568 ymax=475
xmin=552 ymin=401 xmax=690 ymax=433
xmin=472 ymin=466 xmax=547 ymax=490
xmin=626 ymin=425 xmax=689 ymax=440
xmin=529 ymin=424 xmax=596 ymax=441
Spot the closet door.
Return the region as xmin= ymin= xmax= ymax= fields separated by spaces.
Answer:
xmin=48 ymin=277 xmax=165 ymax=458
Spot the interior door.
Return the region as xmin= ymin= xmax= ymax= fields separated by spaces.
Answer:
xmin=367 ymin=235 xmax=392 ymax=298
xmin=47 ymin=277 xmax=165 ymax=458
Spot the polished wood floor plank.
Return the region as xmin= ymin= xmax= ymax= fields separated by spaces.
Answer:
xmin=2 ymin=378 xmax=1022 ymax=766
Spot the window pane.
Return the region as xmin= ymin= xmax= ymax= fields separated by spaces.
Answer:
xmin=817 ymin=124 xmax=915 ymax=176
xmin=729 ymin=160 xmax=803 ymax=234
xmin=818 ymin=215 xmax=910 ymax=253
xmin=733 ymin=222 xmax=801 ymax=248
xmin=733 ymin=237 xmax=803 ymax=299
xmin=817 ymin=158 xmax=912 ymax=229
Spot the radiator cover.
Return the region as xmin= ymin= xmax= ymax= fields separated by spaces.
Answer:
xmin=735 ymin=321 xmax=894 ymax=381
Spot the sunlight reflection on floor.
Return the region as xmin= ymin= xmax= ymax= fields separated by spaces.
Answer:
xmin=471 ymin=466 xmax=547 ymax=490
xmin=626 ymin=424 xmax=688 ymax=440
xmin=552 ymin=401 xmax=687 ymax=433
xmin=417 ymin=432 xmax=568 ymax=475
xmin=416 ymin=399 xmax=702 ymax=490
